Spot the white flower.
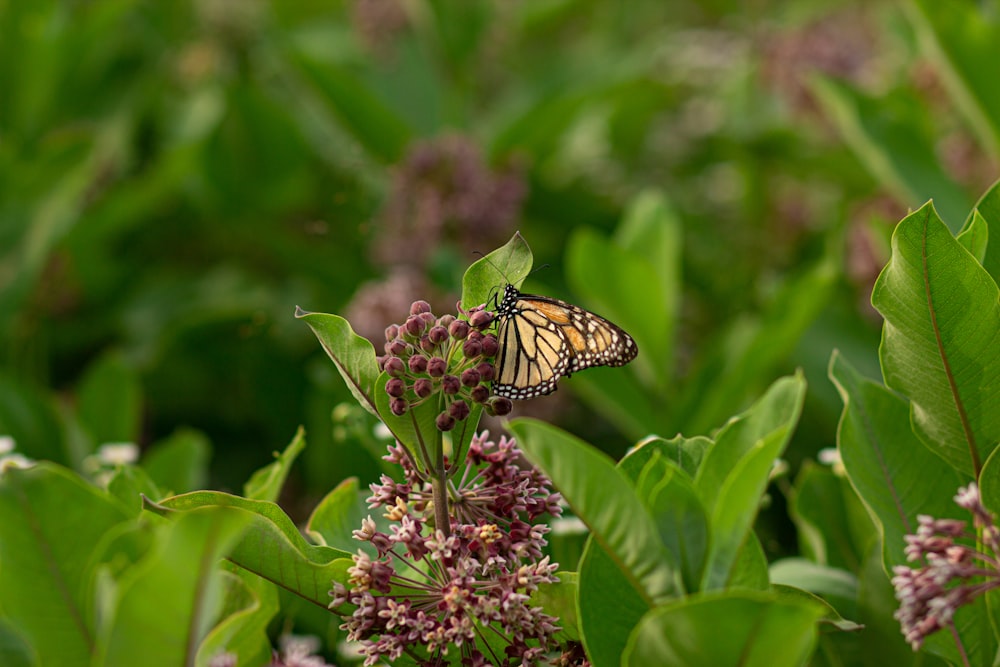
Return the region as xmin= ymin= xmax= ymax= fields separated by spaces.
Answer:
xmin=97 ymin=442 xmax=140 ymax=466
xmin=0 ymin=435 xmax=15 ymax=455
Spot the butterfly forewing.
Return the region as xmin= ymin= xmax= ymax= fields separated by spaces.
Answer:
xmin=492 ymin=284 xmax=638 ymax=399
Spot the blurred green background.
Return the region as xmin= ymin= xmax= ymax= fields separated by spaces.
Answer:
xmin=1 ymin=0 xmax=994 ymax=528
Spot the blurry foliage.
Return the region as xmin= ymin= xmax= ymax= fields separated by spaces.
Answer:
xmin=0 ymin=0 xmax=994 ymax=521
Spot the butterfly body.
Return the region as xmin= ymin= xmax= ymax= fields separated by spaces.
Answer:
xmin=492 ymin=284 xmax=638 ymax=400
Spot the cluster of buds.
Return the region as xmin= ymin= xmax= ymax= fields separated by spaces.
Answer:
xmin=330 ymin=433 xmax=567 ymax=666
xmin=379 ymin=300 xmax=512 ymax=431
xmin=892 ymin=483 xmax=1000 ymax=651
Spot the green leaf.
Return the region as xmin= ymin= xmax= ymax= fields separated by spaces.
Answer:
xmin=829 ymin=351 xmax=965 ymax=570
xmin=305 ymin=477 xmax=367 ymax=552
xmin=695 ymin=373 xmax=806 ymax=590
xmin=532 ymin=572 xmax=580 ymax=642
xmin=577 ymin=536 xmax=650 ymax=667
xmin=957 ymin=210 xmax=989 ymax=265
xmin=622 ymin=591 xmax=825 ymax=667
xmin=728 ymin=532 xmax=770 ymax=592
xmin=870 ymin=202 xmax=1000 ymax=476
xmin=94 ymin=507 xmax=252 ymax=667
xmin=790 ymin=462 xmax=867 ymax=572
xmin=106 ymin=464 xmax=163 ymax=515
xmin=0 ymin=464 xmax=130 ymax=667
xmin=155 ymin=491 xmax=350 ymax=608
xmin=295 ymin=309 xmax=381 ymax=419
xmin=508 ymin=419 xmax=678 ymax=605
xmin=968 ymin=178 xmax=1000 ymax=283
xmin=769 ymin=559 xmax=858 ymax=622
xmin=76 ymin=351 xmax=142 ymax=449
xmin=809 ymin=77 xmax=971 ymax=228
xmin=460 ymin=231 xmax=533 ymax=311
xmin=0 ymin=619 xmax=35 ymax=667
xmin=829 ymin=352 xmax=987 ymax=667
xmin=243 ymin=427 xmax=306 ymax=502
xmin=195 ymin=565 xmax=279 ymax=667
xmin=769 ymin=583 xmax=863 ymax=633
xmin=373 ymin=373 xmax=441 ymax=460
xmin=141 ymin=428 xmax=211 ymax=495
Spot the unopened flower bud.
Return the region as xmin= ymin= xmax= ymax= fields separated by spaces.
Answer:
xmin=428 ymin=326 xmax=448 ymax=345
xmin=470 ymin=385 xmax=490 ymax=403
xmin=475 ymin=362 xmax=495 ymax=382
xmin=436 ymin=412 xmax=456 ymax=431
xmin=385 ymin=378 xmax=406 ymax=398
xmin=461 ymin=368 xmax=481 ymax=387
xmin=469 ymin=310 xmax=493 ymax=330
xmin=448 ymin=319 xmax=470 ymax=340
xmin=420 ymin=335 xmax=435 ymax=353
xmin=387 ymin=339 xmax=408 ymax=356
xmin=463 ymin=339 xmax=482 ymax=358
xmin=437 ymin=314 xmax=456 ymax=328
xmin=384 ymin=324 xmax=399 ymax=341
xmin=442 ymin=375 xmax=461 ymax=394
xmin=427 ymin=357 xmax=447 ymax=377
xmin=390 ymin=398 xmax=408 ymax=416
xmin=408 ymin=355 xmax=428 ymax=374
xmin=404 ymin=316 xmax=424 ymax=337
xmin=481 ymin=335 xmax=499 ymax=358
xmin=384 ymin=357 xmax=405 ymax=377
xmin=448 ymin=399 xmax=470 ymax=421
xmin=490 ymin=397 xmax=513 ymax=416
xmin=413 ymin=378 xmax=433 ymax=398
xmin=410 ymin=300 xmax=431 ymax=315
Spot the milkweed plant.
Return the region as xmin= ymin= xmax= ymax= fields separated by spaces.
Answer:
xmin=2 ymin=184 xmax=1000 ymax=666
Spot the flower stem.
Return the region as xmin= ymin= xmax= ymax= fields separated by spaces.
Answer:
xmin=432 ymin=429 xmax=450 ymax=537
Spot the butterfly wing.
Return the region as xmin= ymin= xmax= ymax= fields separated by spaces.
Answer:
xmin=493 ymin=286 xmax=637 ymax=400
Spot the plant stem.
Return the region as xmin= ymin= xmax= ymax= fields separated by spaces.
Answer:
xmin=432 ymin=430 xmax=450 ymax=537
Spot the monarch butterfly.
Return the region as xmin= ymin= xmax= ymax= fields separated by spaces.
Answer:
xmin=491 ymin=284 xmax=638 ymax=399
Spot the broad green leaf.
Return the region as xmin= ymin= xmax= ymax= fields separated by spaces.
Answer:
xmin=305 ymin=477 xmax=367 ymax=552
xmin=728 ymin=532 xmax=770 ymax=592
xmin=531 ymin=572 xmax=580 ymax=642
xmin=0 ymin=373 xmax=66 ymax=465
xmin=0 ymin=464 xmax=130 ymax=667
xmin=623 ymin=591 xmax=825 ymax=667
xmin=289 ymin=52 xmax=412 ymax=163
xmin=905 ymin=0 xmax=1000 ymax=157
xmin=870 ymin=202 xmax=1000 ymax=476
xmin=769 ymin=583 xmax=863 ymax=633
xmin=155 ymin=491 xmax=350 ymax=608
xmin=577 ymin=536 xmax=650 ymax=667
xmin=968 ymin=178 xmax=1000 ymax=282
xmin=142 ymin=428 xmax=211 ymax=495
xmin=829 ymin=351 xmax=965 ymax=569
xmin=809 ymin=77 xmax=970 ymax=228
xmin=76 ymin=351 xmax=141 ymax=448
xmin=695 ymin=373 xmax=806 ymax=590
xmin=830 ymin=352 xmax=984 ymax=667
xmin=295 ymin=310 xmax=381 ymax=419
xmin=94 ymin=507 xmax=252 ymax=667
xmin=957 ymin=211 xmax=988 ymax=265
xmin=0 ymin=619 xmax=35 ymax=667
xmin=509 ymin=419 xmax=678 ymax=605
xmin=242 ymin=427 xmax=306 ymax=502
xmin=195 ymin=565 xmax=279 ymax=667
xmin=460 ymin=231 xmax=533 ymax=311
xmin=769 ymin=559 xmax=858 ymax=622
xmin=790 ymin=462 xmax=867 ymax=572
xmin=620 ymin=444 xmax=707 ymax=593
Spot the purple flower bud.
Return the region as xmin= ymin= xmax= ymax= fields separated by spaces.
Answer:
xmin=410 ymin=300 xmax=431 ymax=315
xmin=481 ymin=334 xmax=499 ymax=358
xmin=384 ymin=357 xmax=405 ymax=377
xmin=448 ymin=399 xmax=470 ymax=421
xmin=461 ymin=368 xmax=481 ymax=387
xmin=390 ymin=398 xmax=408 ymax=416
xmin=463 ymin=339 xmax=482 ymax=358
xmin=385 ymin=378 xmax=406 ymax=397
xmin=384 ymin=324 xmax=399 ymax=341
xmin=427 ymin=357 xmax=447 ymax=377
xmin=442 ymin=375 xmax=461 ymax=394
xmin=436 ymin=412 xmax=456 ymax=431
xmin=428 ymin=326 xmax=448 ymax=345
xmin=420 ymin=335 xmax=436 ymax=353
xmin=404 ymin=316 xmax=424 ymax=337
xmin=419 ymin=312 xmax=436 ymax=326
xmin=387 ymin=339 xmax=408 ymax=356
xmin=408 ymin=355 xmax=428 ymax=374
xmin=476 ymin=362 xmax=495 ymax=382
xmin=413 ymin=378 xmax=433 ymax=398
xmin=376 ymin=355 xmax=387 ymax=371
xmin=470 ymin=385 xmax=490 ymax=403
xmin=437 ymin=314 xmax=456 ymax=328
xmin=470 ymin=309 xmax=494 ymax=330
xmin=448 ymin=319 xmax=470 ymax=340
xmin=468 ymin=330 xmax=483 ymax=343
xmin=490 ymin=397 xmax=513 ymax=416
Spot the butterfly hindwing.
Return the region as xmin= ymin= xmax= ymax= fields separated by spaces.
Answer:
xmin=492 ymin=284 xmax=637 ymax=400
